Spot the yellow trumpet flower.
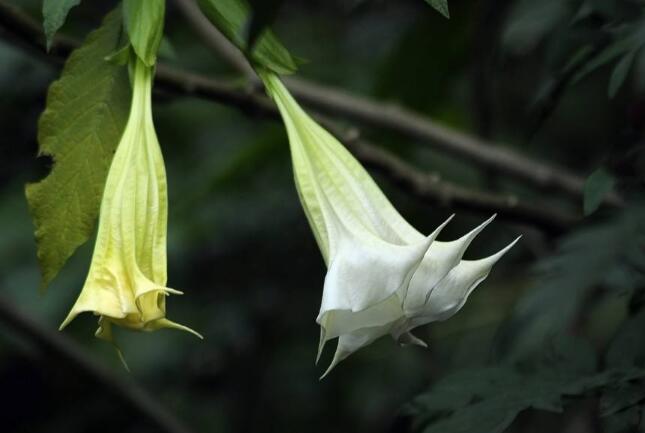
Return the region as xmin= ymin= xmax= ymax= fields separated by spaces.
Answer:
xmin=61 ymin=57 xmax=201 ymax=353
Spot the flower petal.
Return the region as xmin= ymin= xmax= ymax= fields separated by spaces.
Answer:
xmin=404 ymin=215 xmax=497 ymax=315
xmin=320 ymin=322 xmax=395 ymax=379
xmin=61 ymin=58 xmax=197 ymax=340
xmin=405 ymin=236 xmax=521 ymax=332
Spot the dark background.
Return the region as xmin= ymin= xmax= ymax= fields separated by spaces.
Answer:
xmin=1 ymin=0 xmax=644 ymax=432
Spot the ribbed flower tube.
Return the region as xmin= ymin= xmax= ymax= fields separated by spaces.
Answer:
xmin=61 ymin=58 xmax=200 ymax=351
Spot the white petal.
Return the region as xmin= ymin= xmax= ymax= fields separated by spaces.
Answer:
xmin=315 ymin=220 xmax=432 ymax=362
xmin=320 ymin=322 xmax=395 ymax=379
xmin=404 ymin=215 xmax=497 ymax=315
xmin=407 ymin=236 xmax=520 ymax=331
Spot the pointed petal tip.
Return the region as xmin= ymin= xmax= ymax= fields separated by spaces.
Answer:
xmin=430 ymin=214 xmax=455 ymax=237
xmin=319 ymin=358 xmax=339 ymax=380
xmin=117 ymin=349 xmax=131 ymax=372
xmin=480 ymin=235 xmax=521 ymax=266
xmin=497 ymin=235 xmax=521 ymax=257
xmin=162 ymin=319 xmax=203 ymax=339
xmin=164 ymin=287 xmax=183 ymax=295
xmin=188 ymin=328 xmax=204 ymax=340
xmin=319 ymin=346 xmax=350 ymax=380
xmin=59 ymin=312 xmax=76 ymax=331
xmin=452 ymin=214 xmax=497 ymax=257
xmin=463 ymin=214 xmax=497 ymax=241
xmin=316 ymin=328 xmax=327 ymax=365
xmin=315 ymin=344 xmax=324 ymax=366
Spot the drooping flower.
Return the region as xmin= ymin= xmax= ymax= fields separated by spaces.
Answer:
xmin=60 ymin=57 xmax=201 ymax=352
xmin=260 ymin=70 xmax=519 ymax=377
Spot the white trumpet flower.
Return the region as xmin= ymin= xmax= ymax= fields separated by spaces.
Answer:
xmin=260 ymin=71 xmax=519 ymax=377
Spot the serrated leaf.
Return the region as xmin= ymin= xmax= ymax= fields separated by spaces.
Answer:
xmin=425 ymin=0 xmax=450 ymax=18
xmin=197 ymin=0 xmax=298 ymax=74
xmin=42 ymin=0 xmax=81 ymax=50
xmin=123 ymin=0 xmax=165 ymax=66
xmin=410 ymin=358 xmax=645 ymax=433
xmin=26 ymin=9 xmax=131 ymax=290
xmin=584 ymin=168 xmax=616 ymax=216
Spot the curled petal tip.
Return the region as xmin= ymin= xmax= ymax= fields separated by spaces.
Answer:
xmin=187 ymin=328 xmax=204 ymax=340
xmin=398 ymin=332 xmax=428 ymax=348
xmin=159 ymin=319 xmax=203 ymax=339
xmin=164 ymin=287 xmax=183 ymax=295
xmin=477 ymin=235 xmax=521 ymax=268
xmin=495 ymin=235 xmax=521 ymax=259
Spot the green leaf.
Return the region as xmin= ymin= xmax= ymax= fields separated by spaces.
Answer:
xmin=572 ymin=21 xmax=645 ymax=88
xmin=584 ymin=168 xmax=616 ymax=216
xmin=424 ymin=0 xmax=450 ymax=18
xmin=197 ymin=0 xmax=298 ymax=74
xmin=247 ymin=0 xmax=285 ymax=49
xmin=408 ymin=342 xmax=645 ymax=433
xmin=496 ymin=206 xmax=645 ymax=361
xmin=609 ymin=50 xmax=636 ymax=98
xmin=606 ymin=311 xmax=645 ymax=370
xmin=42 ymin=0 xmax=81 ymax=50
xmin=158 ymin=36 xmax=178 ymax=61
xmin=26 ymin=9 xmax=131 ymax=290
xmin=123 ymin=0 xmax=165 ymax=66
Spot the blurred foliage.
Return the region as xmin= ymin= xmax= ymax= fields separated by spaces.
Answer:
xmin=407 ymin=335 xmax=645 ymax=433
xmin=1 ymin=1 xmax=645 ymax=433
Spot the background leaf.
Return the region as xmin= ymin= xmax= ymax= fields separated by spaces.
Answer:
xmin=495 ymin=206 xmax=645 ymax=361
xmin=425 ymin=0 xmax=450 ymax=18
xmin=247 ymin=0 xmax=285 ymax=49
xmin=25 ymin=9 xmax=131 ymax=290
xmin=584 ymin=168 xmax=616 ymax=216
xmin=408 ymin=335 xmax=645 ymax=433
xmin=42 ymin=0 xmax=81 ymax=50
xmin=123 ymin=0 xmax=165 ymax=66
xmin=609 ymin=50 xmax=636 ymax=98
xmin=197 ymin=0 xmax=298 ymax=74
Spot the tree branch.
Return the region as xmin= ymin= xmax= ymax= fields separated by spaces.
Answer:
xmin=343 ymin=136 xmax=577 ymax=233
xmin=171 ymin=0 xmax=257 ymax=82
xmin=0 ymin=0 xmax=578 ymax=233
xmin=168 ymin=0 xmax=617 ymax=206
xmin=0 ymin=296 xmax=196 ymax=433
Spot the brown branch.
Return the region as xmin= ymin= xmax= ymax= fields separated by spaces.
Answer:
xmin=343 ymin=136 xmax=577 ymax=233
xmin=0 ymin=0 xmax=578 ymax=233
xmin=0 ymin=296 xmax=196 ymax=433
xmin=168 ymin=0 xmax=617 ymax=206
xmin=171 ymin=0 xmax=257 ymax=81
